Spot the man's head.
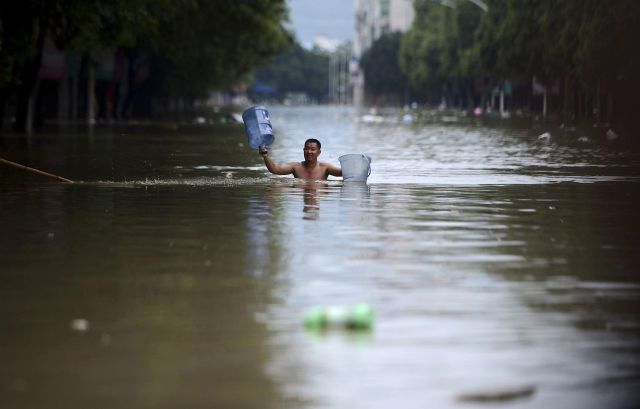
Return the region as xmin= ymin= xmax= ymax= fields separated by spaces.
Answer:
xmin=304 ymin=138 xmax=321 ymax=149
xmin=303 ymin=138 xmax=321 ymax=162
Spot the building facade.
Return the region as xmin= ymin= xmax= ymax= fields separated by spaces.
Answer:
xmin=352 ymin=0 xmax=415 ymax=105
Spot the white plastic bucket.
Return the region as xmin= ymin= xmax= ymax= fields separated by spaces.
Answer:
xmin=339 ymin=154 xmax=372 ymax=182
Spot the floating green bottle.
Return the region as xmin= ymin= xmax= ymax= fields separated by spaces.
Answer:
xmin=304 ymin=303 xmax=374 ymax=330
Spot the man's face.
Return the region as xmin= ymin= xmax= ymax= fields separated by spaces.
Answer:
xmin=303 ymin=142 xmax=320 ymax=161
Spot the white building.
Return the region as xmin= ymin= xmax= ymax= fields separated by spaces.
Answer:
xmin=352 ymin=0 xmax=415 ymax=105
xmin=353 ymin=0 xmax=414 ymax=57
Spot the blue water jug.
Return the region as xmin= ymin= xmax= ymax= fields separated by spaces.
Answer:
xmin=242 ymin=106 xmax=275 ymax=149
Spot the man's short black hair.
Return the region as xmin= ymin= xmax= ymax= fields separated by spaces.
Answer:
xmin=304 ymin=138 xmax=321 ymax=149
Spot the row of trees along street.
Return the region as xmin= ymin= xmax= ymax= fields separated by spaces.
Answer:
xmin=249 ymin=41 xmax=355 ymax=105
xmin=249 ymin=42 xmax=330 ymax=104
xmin=360 ymin=0 xmax=640 ymax=133
xmin=0 ymin=0 xmax=291 ymax=132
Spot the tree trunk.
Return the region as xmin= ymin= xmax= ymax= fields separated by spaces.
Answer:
xmin=0 ymin=90 xmax=6 ymax=129
xmin=87 ymin=61 xmax=95 ymax=125
xmin=58 ymin=74 xmax=68 ymax=122
xmin=567 ymin=77 xmax=577 ymax=125
xmin=594 ymin=80 xmax=601 ymax=123
xmin=13 ymin=18 xmax=47 ymax=133
xmin=607 ymin=88 xmax=614 ymax=125
xmin=122 ymin=49 xmax=138 ymax=119
xmin=71 ymin=74 xmax=78 ymax=121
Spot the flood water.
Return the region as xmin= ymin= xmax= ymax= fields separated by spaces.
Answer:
xmin=1 ymin=105 xmax=640 ymax=408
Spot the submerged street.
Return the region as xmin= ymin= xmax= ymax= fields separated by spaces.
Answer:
xmin=1 ymin=105 xmax=639 ymax=408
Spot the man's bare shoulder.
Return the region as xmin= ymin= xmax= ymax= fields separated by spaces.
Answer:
xmin=319 ymin=161 xmax=341 ymax=170
xmin=320 ymin=161 xmax=342 ymax=177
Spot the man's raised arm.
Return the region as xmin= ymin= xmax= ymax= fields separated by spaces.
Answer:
xmin=326 ymin=163 xmax=342 ymax=177
xmin=259 ymin=145 xmax=294 ymax=176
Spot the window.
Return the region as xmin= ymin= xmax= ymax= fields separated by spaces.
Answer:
xmin=380 ymin=0 xmax=390 ymax=17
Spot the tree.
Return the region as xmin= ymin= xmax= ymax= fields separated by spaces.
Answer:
xmin=473 ymin=0 xmax=640 ymax=127
xmin=399 ymin=2 xmax=447 ymax=96
xmin=0 ymin=0 xmax=291 ymax=130
xmin=397 ymin=0 xmax=640 ymax=129
xmin=153 ymin=0 xmax=291 ymax=99
xmin=360 ymin=32 xmax=408 ymax=101
xmin=399 ymin=0 xmax=482 ymax=106
xmin=250 ymin=41 xmax=329 ymax=102
xmin=0 ymin=0 xmax=171 ymax=130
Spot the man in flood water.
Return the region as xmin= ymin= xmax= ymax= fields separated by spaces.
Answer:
xmin=258 ymin=138 xmax=342 ymax=180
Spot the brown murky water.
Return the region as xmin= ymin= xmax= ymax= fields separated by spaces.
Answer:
xmin=1 ymin=106 xmax=639 ymax=408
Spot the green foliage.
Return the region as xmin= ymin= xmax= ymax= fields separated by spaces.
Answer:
xmin=563 ymin=0 xmax=640 ymax=85
xmin=251 ymin=41 xmax=329 ymax=101
xmin=51 ymin=0 xmax=167 ymax=50
xmin=472 ymin=0 xmax=563 ymax=83
xmin=0 ymin=0 xmax=291 ymax=96
xmin=0 ymin=1 xmax=50 ymax=88
xmin=399 ymin=0 xmax=483 ymax=97
xmin=399 ymin=0 xmax=640 ymax=123
xmin=400 ymin=2 xmax=444 ymax=91
xmin=154 ymin=0 xmax=292 ymax=97
xmin=360 ymin=32 xmax=407 ymax=96
xmin=472 ymin=0 xmax=640 ymax=86
xmin=0 ymin=0 xmax=168 ymax=88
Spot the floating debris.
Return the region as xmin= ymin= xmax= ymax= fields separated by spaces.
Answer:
xmin=230 ymin=112 xmax=243 ymax=123
xmin=304 ymin=303 xmax=374 ymax=330
xmin=101 ymin=333 xmax=112 ymax=346
xmin=70 ymin=318 xmax=89 ymax=332
xmin=361 ymin=114 xmax=384 ymax=124
xmin=458 ymin=385 xmax=535 ymax=403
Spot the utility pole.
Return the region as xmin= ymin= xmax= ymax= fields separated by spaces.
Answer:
xmin=327 ymin=53 xmax=334 ymax=104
